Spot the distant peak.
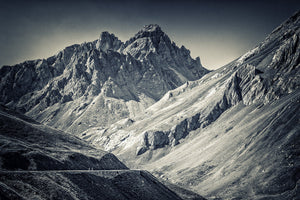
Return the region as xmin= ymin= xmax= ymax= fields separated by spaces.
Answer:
xmin=97 ymin=31 xmax=123 ymax=52
xmin=132 ymin=24 xmax=165 ymax=40
xmin=100 ymin=31 xmax=118 ymax=40
xmin=142 ymin=24 xmax=161 ymax=32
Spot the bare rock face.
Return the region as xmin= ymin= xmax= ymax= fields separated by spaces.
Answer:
xmin=96 ymin=31 xmax=124 ymax=52
xmin=123 ymin=24 xmax=206 ymax=84
xmin=0 ymin=25 xmax=208 ymax=134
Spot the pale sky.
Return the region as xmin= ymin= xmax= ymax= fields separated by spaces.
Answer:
xmin=0 ymin=0 xmax=299 ymax=70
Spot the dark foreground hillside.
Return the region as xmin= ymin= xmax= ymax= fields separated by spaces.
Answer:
xmin=0 ymin=105 xmax=187 ymax=200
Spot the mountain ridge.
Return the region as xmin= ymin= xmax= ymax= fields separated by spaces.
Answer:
xmin=0 ymin=25 xmax=209 ymax=135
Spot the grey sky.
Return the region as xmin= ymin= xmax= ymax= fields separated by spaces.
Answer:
xmin=0 ymin=0 xmax=299 ymax=69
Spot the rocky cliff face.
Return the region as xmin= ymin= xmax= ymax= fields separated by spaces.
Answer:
xmin=0 ymin=24 xmax=208 ymax=135
xmin=81 ymin=12 xmax=300 ymax=199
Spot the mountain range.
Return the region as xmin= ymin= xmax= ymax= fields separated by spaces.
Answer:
xmin=0 ymin=24 xmax=208 ymax=135
xmin=0 ymin=11 xmax=299 ymax=200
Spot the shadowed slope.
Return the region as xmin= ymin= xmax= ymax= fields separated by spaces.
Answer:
xmin=0 ymin=105 xmax=186 ymax=200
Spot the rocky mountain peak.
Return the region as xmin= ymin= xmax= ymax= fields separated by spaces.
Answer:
xmin=121 ymin=24 xmax=208 ymax=82
xmin=143 ymin=24 xmax=161 ymax=32
xmin=135 ymin=24 xmax=164 ymax=39
xmin=96 ymin=31 xmax=123 ymax=52
xmin=123 ymin=24 xmax=170 ymax=54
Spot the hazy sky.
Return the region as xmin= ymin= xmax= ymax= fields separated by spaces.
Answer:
xmin=0 ymin=0 xmax=299 ymax=70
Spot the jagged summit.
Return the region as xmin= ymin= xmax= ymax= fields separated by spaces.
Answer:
xmin=142 ymin=24 xmax=162 ymax=32
xmin=135 ymin=24 xmax=164 ymax=38
xmin=96 ymin=31 xmax=123 ymax=52
xmin=123 ymin=24 xmax=169 ymax=52
xmin=99 ymin=31 xmax=120 ymax=43
xmin=95 ymin=24 xmax=166 ymax=53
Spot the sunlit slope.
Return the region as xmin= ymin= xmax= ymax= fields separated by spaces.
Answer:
xmin=82 ymin=11 xmax=300 ymax=199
